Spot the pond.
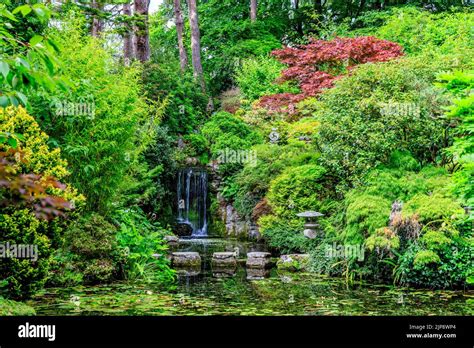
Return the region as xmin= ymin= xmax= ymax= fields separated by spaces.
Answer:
xmin=27 ymin=238 xmax=473 ymax=316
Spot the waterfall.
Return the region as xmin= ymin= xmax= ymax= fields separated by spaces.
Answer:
xmin=177 ymin=168 xmax=208 ymax=237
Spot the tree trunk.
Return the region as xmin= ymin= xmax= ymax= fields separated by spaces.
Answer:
xmin=174 ymin=0 xmax=188 ymax=71
xmin=123 ymin=2 xmax=134 ymax=65
xmin=250 ymin=0 xmax=257 ymax=22
xmin=134 ymin=0 xmax=151 ymax=62
xmin=91 ymin=0 xmax=104 ymax=37
xmin=188 ymin=0 xmax=205 ymax=91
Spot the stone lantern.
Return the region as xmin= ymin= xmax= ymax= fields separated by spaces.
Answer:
xmin=296 ymin=211 xmax=324 ymax=239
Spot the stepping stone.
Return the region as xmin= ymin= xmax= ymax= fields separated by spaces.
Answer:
xmin=171 ymin=252 xmax=201 ymax=268
xmin=246 ymin=252 xmax=271 ymax=269
xmin=211 ymin=252 xmax=237 ymax=269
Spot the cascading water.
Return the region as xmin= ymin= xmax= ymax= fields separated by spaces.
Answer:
xmin=177 ymin=168 xmax=208 ymax=237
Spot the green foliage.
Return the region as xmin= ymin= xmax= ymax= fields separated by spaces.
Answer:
xmin=235 ymin=56 xmax=296 ymax=101
xmin=338 ymin=152 xmax=471 ymax=287
xmin=375 ymin=7 xmax=474 ymax=56
xmin=0 ymin=106 xmax=81 ymax=299
xmin=396 ymin=236 xmax=472 ymax=288
xmin=62 ymin=214 xmax=121 ymax=284
xmin=267 ymin=164 xmax=328 ymax=219
xmin=413 ymin=249 xmax=441 ymax=266
xmin=142 ymin=63 xmax=209 ymax=136
xmin=0 ymin=209 xmax=54 ymax=299
xmin=316 ymin=54 xmax=465 ymax=186
xmin=344 ymin=194 xmax=392 ymax=245
xmin=403 ymin=193 xmax=464 ymax=223
xmin=437 ymin=71 xmax=474 ymax=206
xmin=29 ymin=17 xmax=152 ymax=215
xmin=0 ymin=2 xmax=65 ymax=107
xmin=114 ymin=208 xmax=175 ymax=284
xmin=201 ymin=111 xmax=262 ymax=175
xmin=232 ymin=141 xmax=318 ymax=218
xmin=258 ymin=215 xmax=309 ymax=254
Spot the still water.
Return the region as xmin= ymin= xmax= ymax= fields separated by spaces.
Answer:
xmin=28 ymin=238 xmax=473 ymax=316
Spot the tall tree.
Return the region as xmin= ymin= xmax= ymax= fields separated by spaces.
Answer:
xmin=91 ymin=0 xmax=104 ymax=37
xmin=134 ymin=0 xmax=151 ymax=62
xmin=250 ymin=0 xmax=257 ymax=22
xmin=188 ymin=0 xmax=205 ymax=90
xmin=123 ymin=1 xmax=134 ymax=64
xmin=174 ymin=0 xmax=188 ymax=71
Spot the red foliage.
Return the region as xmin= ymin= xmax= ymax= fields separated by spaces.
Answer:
xmin=0 ymin=149 xmax=72 ymax=220
xmin=259 ymin=36 xmax=404 ymax=112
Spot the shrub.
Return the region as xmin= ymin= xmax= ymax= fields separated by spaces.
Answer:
xmin=437 ymin=71 xmax=474 ymax=207
xmin=258 ymin=215 xmax=309 ymax=254
xmin=259 ymin=36 xmax=404 ymax=112
xmin=0 ymin=297 xmax=36 ymax=316
xmin=29 ymin=17 xmax=152 ymax=215
xmin=143 ymin=64 xmax=209 ymax=136
xmin=316 ymin=55 xmax=462 ymax=186
xmin=114 ymin=208 xmax=174 ymax=284
xmin=201 ymin=111 xmax=262 ymax=175
xmin=339 ymin=154 xmax=471 ymax=287
xmin=0 ymin=209 xmax=54 ymax=299
xmin=376 ymin=8 xmax=474 ymax=56
xmin=0 ymin=107 xmax=81 ymax=299
xmin=61 ymin=214 xmax=122 ymax=284
xmin=344 ymin=194 xmax=392 ymax=245
xmin=233 ymin=141 xmax=319 ymax=218
xmin=235 ymin=56 xmax=297 ymax=101
xmin=267 ymin=164 xmax=328 ymax=219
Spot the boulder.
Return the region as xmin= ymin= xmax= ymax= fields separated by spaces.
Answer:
xmin=171 ymin=252 xmax=201 ymax=269
xmin=175 ymin=222 xmax=193 ymax=237
xmin=276 ymin=254 xmax=310 ymax=272
xmin=246 ymin=252 xmax=271 ymax=269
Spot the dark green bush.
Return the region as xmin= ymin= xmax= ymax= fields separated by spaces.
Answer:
xmin=61 ymin=214 xmax=122 ymax=284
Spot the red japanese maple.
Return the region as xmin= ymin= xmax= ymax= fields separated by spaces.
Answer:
xmin=259 ymin=36 xmax=404 ymax=112
xmin=0 ymin=149 xmax=72 ymax=220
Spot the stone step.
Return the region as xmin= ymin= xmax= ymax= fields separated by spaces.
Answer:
xmin=211 ymin=252 xmax=237 ymax=269
xmin=171 ymin=252 xmax=201 ymax=268
xmin=246 ymin=252 xmax=272 ymax=269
